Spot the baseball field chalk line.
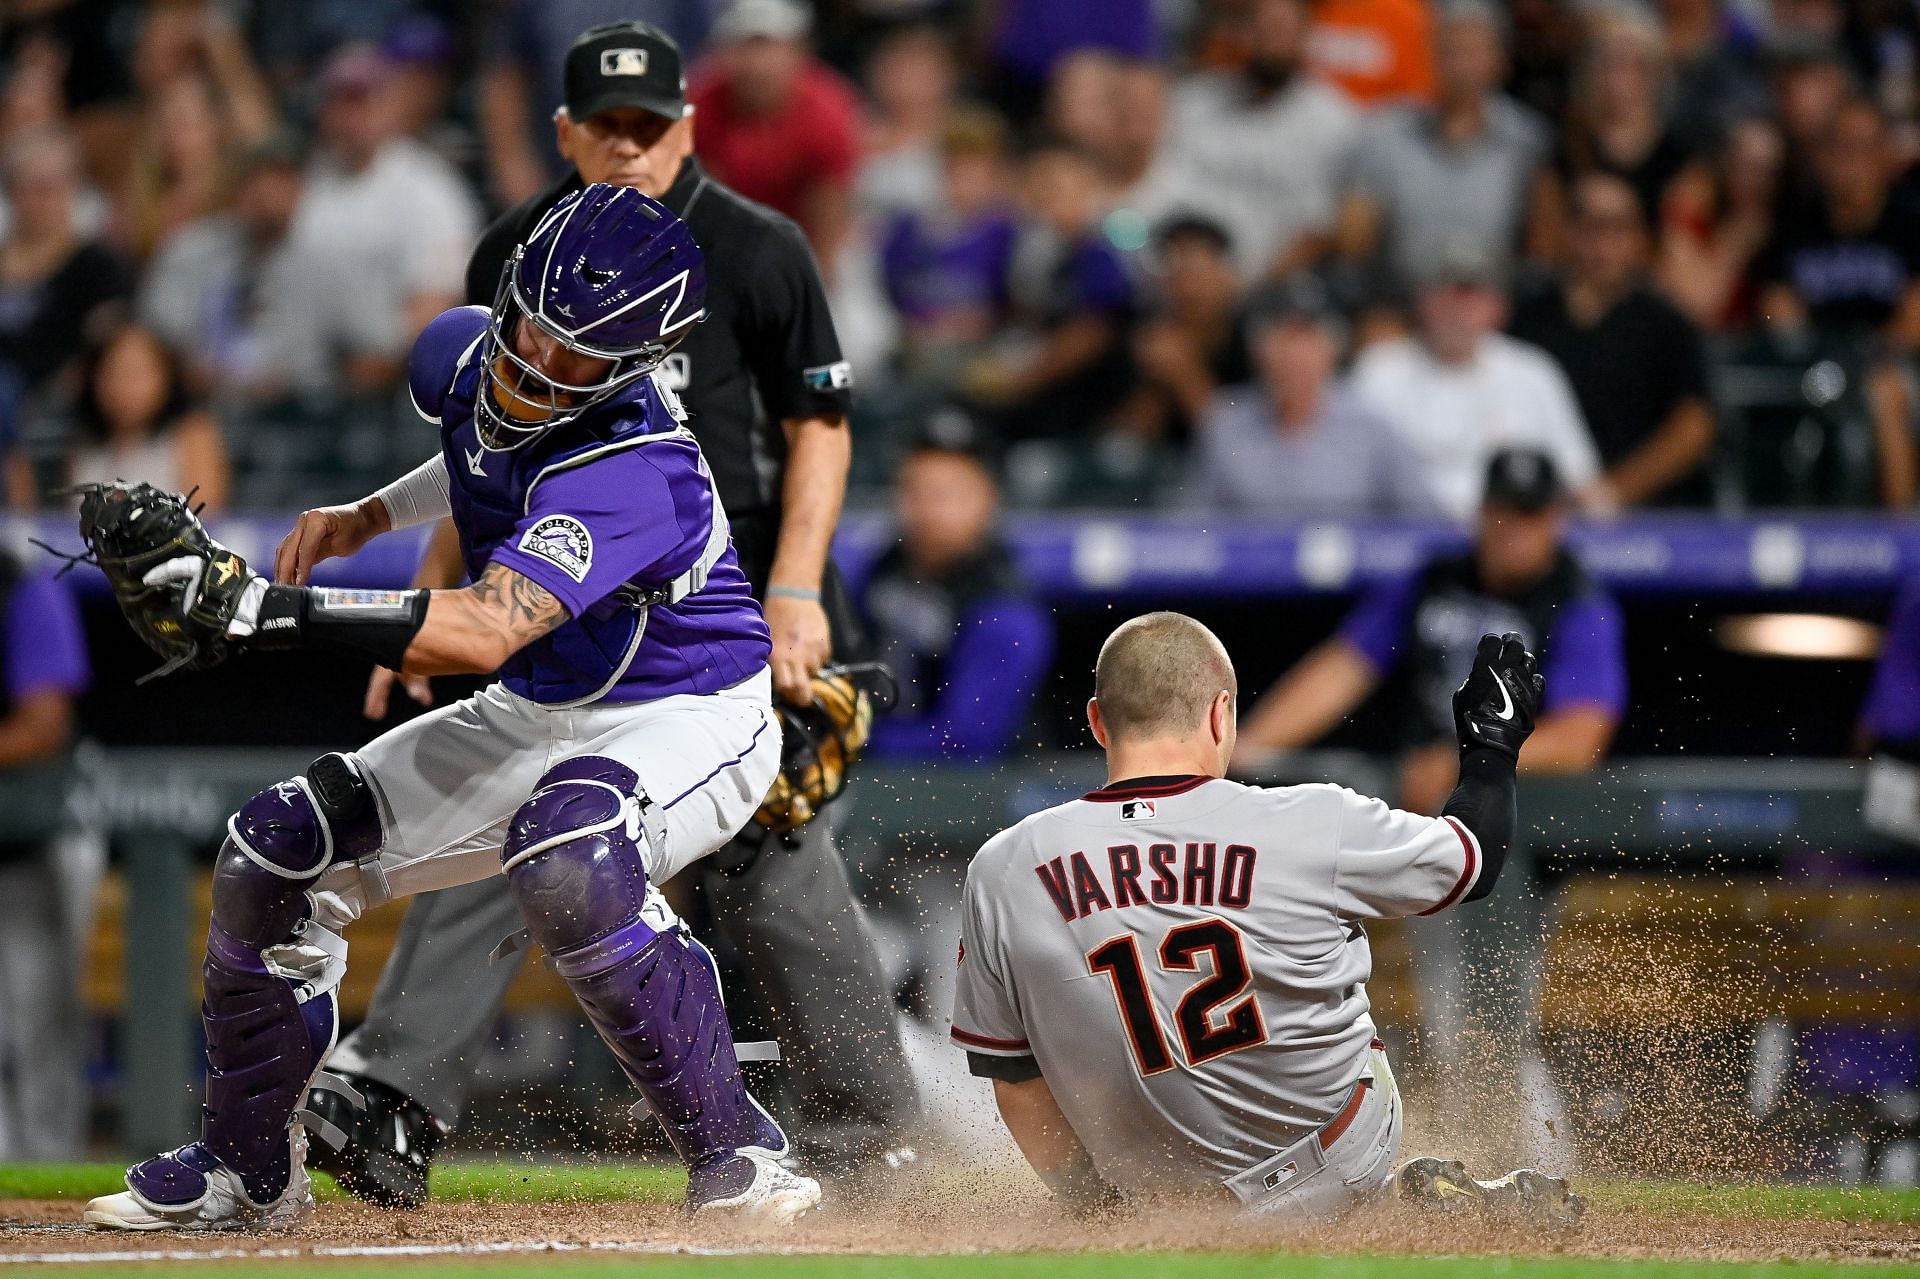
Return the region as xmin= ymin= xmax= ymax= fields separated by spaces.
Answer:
xmin=0 ymin=1238 xmax=844 ymax=1264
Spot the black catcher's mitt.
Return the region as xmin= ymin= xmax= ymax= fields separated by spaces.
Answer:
xmin=67 ymin=481 xmax=254 ymax=682
xmin=753 ymin=662 xmax=897 ymax=833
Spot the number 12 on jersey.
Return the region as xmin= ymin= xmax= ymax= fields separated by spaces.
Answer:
xmin=1087 ymin=918 xmax=1269 ymax=1075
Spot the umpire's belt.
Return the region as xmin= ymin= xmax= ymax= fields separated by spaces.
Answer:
xmin=1221 ymin=1041 xmax=1387 ymax=1208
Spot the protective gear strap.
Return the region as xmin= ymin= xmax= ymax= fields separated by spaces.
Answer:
xmin=254 ymin=585 xmax=430 ymax=670
xmin=373 ymin=455 xmax=453 ymax=531
xmin=1442 ymin=747 xmax=1516 ymax=902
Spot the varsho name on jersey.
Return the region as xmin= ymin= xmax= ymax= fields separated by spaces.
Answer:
xmin=1036 ymin=841 xmax=1258 ymax=923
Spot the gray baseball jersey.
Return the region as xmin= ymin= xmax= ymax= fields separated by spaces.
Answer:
xmin=950 ymin=773 xmax=1480 ymax=1195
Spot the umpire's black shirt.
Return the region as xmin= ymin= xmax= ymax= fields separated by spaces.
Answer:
xmin=464 ymin=159 xmax=852 ymax=587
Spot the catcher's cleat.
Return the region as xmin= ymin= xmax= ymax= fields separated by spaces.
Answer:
xmin=302 ymin=1074 xmax=441 ymax=1210
xmin=1395 ymin=1157 xmax=1586 ymax=1232
xmin=84 ymin=1142 xmax=314 ymax=1232
xmin=686 ymin=1150 xmax=822 ymax=1226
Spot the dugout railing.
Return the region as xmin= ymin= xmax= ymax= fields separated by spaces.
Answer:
xmin=0 ymin=748 xmax=1900 ymax=1156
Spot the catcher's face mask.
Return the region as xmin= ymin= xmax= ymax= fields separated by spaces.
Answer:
xmin=754 ymin=662 xmax=897 ymax=833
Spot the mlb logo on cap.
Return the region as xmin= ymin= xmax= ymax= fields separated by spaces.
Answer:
xmin=1120 ymin=799 xmax=1156 ymax=821
xmin=601 ymin=48 xmax=649 ymax=76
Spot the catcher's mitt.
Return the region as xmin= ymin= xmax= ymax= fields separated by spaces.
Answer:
xmin=753 ymin=662 xmax=896 ymax=833
xmin=60 ymin=481 xmax=254 ymax=682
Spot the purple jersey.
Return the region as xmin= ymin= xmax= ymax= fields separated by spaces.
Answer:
xmin=408 ymin=306 xmax=770 ymax=705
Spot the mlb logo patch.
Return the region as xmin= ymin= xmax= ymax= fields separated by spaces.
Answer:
xmin=601 ymin=48 xmax=649 ymax=76
xmin=519 ymin=515 xmax=594 ymax=583
xmin=803 ymin=360 xmax=854 ymax=392
xmin=1120 ymin=799 xmax=1155 ymax=822
xmin=1264 ymin=1162 xmax=1299 ymax=1190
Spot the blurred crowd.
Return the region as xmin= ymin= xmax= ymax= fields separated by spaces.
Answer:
xmin=0 ymin=0 xmax=1919 ymax=518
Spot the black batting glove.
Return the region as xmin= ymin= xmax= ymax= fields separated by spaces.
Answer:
xmin=1451 ymin=632 xmax=1545 ymax=760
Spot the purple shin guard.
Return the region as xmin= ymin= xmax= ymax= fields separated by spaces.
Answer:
xmin=503 ymin=757 xmax=785 ymax=1172
xmin=181 ymin=768 xmax=380 ymax=1205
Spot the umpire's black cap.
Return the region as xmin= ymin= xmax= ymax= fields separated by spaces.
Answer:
xmin=1482 ymin=449 xmax=1563 ymax=512
xmin=564 ymin=21 xmax=689 ymax=121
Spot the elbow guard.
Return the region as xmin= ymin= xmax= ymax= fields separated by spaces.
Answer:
xmin=254 ymin=585 xmax=430 ymax=671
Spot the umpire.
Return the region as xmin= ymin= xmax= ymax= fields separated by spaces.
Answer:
xmin=307 ymin=21 xmax=919 ymax=1204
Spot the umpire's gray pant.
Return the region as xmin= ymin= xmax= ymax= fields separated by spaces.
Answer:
xmin=328 ymin=817 xmax=920 ymax=1167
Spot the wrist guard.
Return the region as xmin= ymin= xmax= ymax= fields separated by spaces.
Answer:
xmin=255 ymin=586 xmax=430 ymax=671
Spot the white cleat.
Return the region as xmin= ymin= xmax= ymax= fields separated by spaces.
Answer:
xmin=84 ymin=1143 xmax=314 ymax=1232
xmin=686 ymin=1150 xmax=822 ymax=1227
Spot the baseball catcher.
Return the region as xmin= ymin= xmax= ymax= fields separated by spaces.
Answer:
xmin=80 ymin=183 xmax=818 ymax=1231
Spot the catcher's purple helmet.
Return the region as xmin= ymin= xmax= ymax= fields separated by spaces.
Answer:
xmin=478 ymin=182 xmax=706 ymax=449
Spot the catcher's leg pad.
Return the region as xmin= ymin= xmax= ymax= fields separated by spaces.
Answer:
xmin=157 ymin=754 xmax=381 ymax=1210
xmin=501 ymin=756 xmax=786 ymax=1170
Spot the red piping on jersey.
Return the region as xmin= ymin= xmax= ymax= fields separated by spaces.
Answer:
xmin=1081 ymin=775 xmax=1214 ymax=802
xmin=950 ymin=1026 xmax=1031 ymax=1052
xmin=1417 ymin=817 xmax=1480 ymax=916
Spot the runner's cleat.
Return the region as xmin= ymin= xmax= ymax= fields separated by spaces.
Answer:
xmin=84 ymin=1142 xmax=314 ymax=1232
xmin=1395 ymin=1156 xmax=1585 ymax=1232
xmin=686 ymin=1150 xmax=822 ymax=1226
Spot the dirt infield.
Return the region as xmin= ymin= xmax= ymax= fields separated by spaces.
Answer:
xmin=5 ymin=1179 xmax=1919 ymax=1268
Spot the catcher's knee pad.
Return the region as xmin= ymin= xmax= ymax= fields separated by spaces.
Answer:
xmin=211 ymin=754 xmax=380 ymax=950
xmin=199 ymin=755 xmax=378 ymax=1200
xmin=500 ymin=755 xmax=659 ymax=957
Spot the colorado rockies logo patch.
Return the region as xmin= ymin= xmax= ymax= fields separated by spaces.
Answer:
xmin=519 ymin=515 xmax=594 ymax=583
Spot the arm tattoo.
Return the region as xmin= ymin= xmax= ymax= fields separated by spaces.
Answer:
xmin=463 ymin=562 xmax=569 ymax=649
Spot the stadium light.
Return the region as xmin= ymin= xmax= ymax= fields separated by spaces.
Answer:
xmin=1715 ymin=613 xmax=1884 ymax=660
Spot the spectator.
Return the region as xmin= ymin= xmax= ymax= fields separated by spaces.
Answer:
xmin=1111 ymin=215 xmax=1251 ymax=443
xmin=0 ymin=128 xmax=131 ymax=507
xmin=690 ymin=0 xmax=863 ymax=282
xmin=1152 ymin=0 xmax=1362 ymax=281
xmin=66 ymin=324 xmax=229 ymax=512
xmin=857 ymin=23 xmax=959 ymax=220
xmin=1349 ymin=240 xmax=1600 ymax=519
xmin=1659 ymin=0 xmax=1768 ymax=147
xmin=1306 ymin=0 xmax=1436 ymax=107
xmin=861 ymin=413 xmax=1054 ymax=760
xmin=1339 ymin=0 xmax=1550 ymax=291
xmin=880 ymin=109 xmax=1019 ymax=376
xmin=1757 ymin=97 xmax=1920 ymax=507
xmin=1658 ymin=115 xmax=1785 ymax=331
xmin=1503 ymin=0 xmax=1580 ymax=127
xmin=1042 ymin=48 xmax=1125 ymax=170
xmin=1187 ymin=275 xmax=1439 ymax=517
xmin=969 ymin=136 xmax=1136 ymax=439
xmin=0 ymin=546 xmax=92 ymax=1160
xmin=0 ymin=0 xmax=135 ymax=189
xmin=478 ymin=0 xmax=719 ymax=208
xmin=1107 ymin=59 xmax=1169 ymax=206
xmin=1039 ymin=52 xmax=1172 ymax=215
xmin=1511 ymin=172 xmax=1716 ymax=507
xmin=140 ymin=137 xmax=345 ymax=406
xmin=984 ymin=0 xmax=1159 ymax=122
xmin=116 ymin=3 xmax=276 ymax=260
xmin=1766 ymin=40 xmax=1853 ymax=205
xmin=1239 ymin=446 xmax=1624 ymax=804
xmin=1531 ymin=8 xmax=1700 ymax=264
xmin=380 ymin=14 xmax=472 ymax=177
xmin=289 ymin=45 xmax=479 ymax=395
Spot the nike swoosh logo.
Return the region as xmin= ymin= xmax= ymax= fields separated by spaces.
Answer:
xmin=1491 ymin=676 xmax=1516 ymax=722
xmin=466 ymin=447 xmax=487 ymax=477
